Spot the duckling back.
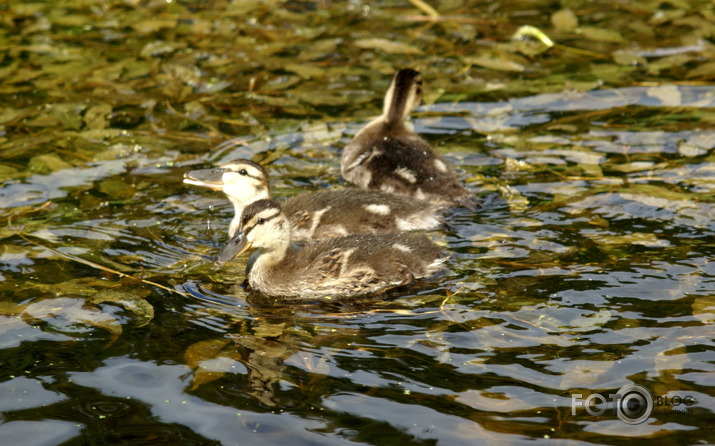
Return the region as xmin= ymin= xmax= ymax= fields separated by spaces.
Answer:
xmin=342 ymin=130 xmax=475 ymax=207
xmin=341 ymin=69 xmax=478 ymax=209
xmin=248 ymin=232 xmax=447 ymax=299
xmin=282 ymin=188 xmax=445 ymax=240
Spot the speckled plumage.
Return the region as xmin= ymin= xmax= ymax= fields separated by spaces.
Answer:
xmin=341 ymin=69 xmax=478 ymax=209
xmin=215 ymin=199 xmax=448 ymax=299
xmin=184 ymin=159 xmax=445 ymax=240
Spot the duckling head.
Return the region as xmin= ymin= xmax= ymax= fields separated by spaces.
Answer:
xmin=214 ymin=199 xmax=290 ymax=265
xmin=383 ymin=68 xmax=423 ymax=126
xmin=184 ymin=159 xmax=271 ymax=236
xmin=218 ymin=159 xmax=271 ymax=205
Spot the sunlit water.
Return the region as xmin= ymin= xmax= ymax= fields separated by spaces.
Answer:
xmin=1 ymin=1 xmax=714 ymax=444
xmin=2 ymin=84 xmax=713 ymax=445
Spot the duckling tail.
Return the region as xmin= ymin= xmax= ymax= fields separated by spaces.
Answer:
xmin=455 ymin=195 xmax=482 ymax=210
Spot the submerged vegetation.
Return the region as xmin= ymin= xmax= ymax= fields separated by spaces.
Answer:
xmin=1 ymin=0 xmax=714 ymax=444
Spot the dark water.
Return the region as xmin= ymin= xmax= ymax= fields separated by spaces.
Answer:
xmin=1 ymin=1 xmax=714 ymax=445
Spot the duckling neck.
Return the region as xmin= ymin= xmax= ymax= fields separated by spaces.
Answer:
xmin=383 ymin=92 xmax=410 ymax=127
xmin=248 ymin=237 xmax=292 ymax=286
xmin=227 ymin=197 xmax=245 ymax=238
xmin=383 ymin=81 xmax=418 ymax=127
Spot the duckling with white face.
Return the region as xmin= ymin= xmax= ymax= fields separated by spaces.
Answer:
xmin=341 ymin=69 xmax=478 ymax=209
xmin=184 ymin=159 xmax=445 ymax=241
xmin=184 ymin=160 xmax=270 ymax=238
xmin=215 ymin=199 xmax=448 ymax=298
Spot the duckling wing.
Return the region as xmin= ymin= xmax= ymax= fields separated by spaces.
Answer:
xmin=284 ymin=208 xmax=316 ymax=240
xmin=316 ymin=247 xmax=346 ymax=278
xmin=274 ymin=242 xmax=385 ymax=296
xmin=294 ymin=234 xmax=447 ymax=296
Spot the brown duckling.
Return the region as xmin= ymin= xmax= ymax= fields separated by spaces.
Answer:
xmin=183 ymin=159 xmax=445 ymax=241
xmin=341 ymin=68 xmax=478 ymax=209
xmin=214 ymin=199 xmax=448 ymax=298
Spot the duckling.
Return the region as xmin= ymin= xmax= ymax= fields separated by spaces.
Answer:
xmin=214 ymin=199 xmax=448 ymax=298
xmin=341 ymin=68 xmax=478 ymax=209
xmin=183 ymin=159 xmax=445 ymax=241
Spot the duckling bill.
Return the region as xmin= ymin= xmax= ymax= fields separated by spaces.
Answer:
xmin=341 ymin=68 xmax=478 ymax=209
xmin=182 ymin=167 xmax=227 ymax=192
xmin=184 ymin=159 xmax=445 ymax=241
xmin=214 ymin=199 xmax=448 ymax=299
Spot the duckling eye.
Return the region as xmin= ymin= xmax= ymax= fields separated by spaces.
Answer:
xmin=238 ymin=169 xmax=248 ymax=176
xmin=257 ymin=218 xmax=266 ymax=225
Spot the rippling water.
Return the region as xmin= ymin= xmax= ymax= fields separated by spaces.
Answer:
xmin=1 ymin=1 xmax=714 ymax=444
